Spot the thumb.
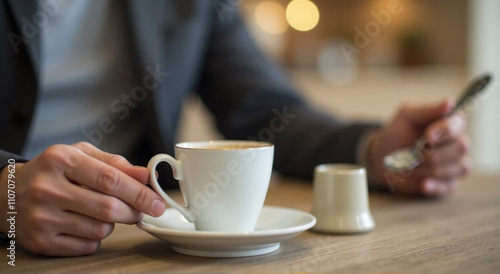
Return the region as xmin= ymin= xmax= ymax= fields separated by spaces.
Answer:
xmin=400 ymin=99 xmax=455 ymax=128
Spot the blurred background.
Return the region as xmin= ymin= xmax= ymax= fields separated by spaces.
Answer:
xmin=178 ymin=0 xmax=500 ymax=175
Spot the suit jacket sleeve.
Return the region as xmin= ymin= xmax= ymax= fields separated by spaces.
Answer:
xmin=0 ymin=150 xmax=28 ymax=172
xmin=196 ymin=9 xmax=380 ymax=180
xmin=0 ymin=2 xmax=37 ymax=170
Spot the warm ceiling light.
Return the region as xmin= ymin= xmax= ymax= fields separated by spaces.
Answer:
xmin=286 ymin=0 xmax=320 ymax=32
xmin=254 ymin=1 xmax=288 ymax=34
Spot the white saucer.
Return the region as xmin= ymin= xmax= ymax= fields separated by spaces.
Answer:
xmin=137 ymin=205 xmax=316 ymax=258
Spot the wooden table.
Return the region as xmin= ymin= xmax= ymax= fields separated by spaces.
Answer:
xmin=2 ymin=173 xmax=499 ymax=273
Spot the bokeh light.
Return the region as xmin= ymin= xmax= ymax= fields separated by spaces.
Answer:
xmin=286 ymin=0 xmax=320 ymax=32
xmin=255 ymin=1 xmax=288 ymax=34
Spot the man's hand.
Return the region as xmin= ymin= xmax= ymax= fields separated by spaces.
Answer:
xmin=368 ymin=100 xmax=470 ymax=196
xmin=0 ymin=142 xmax=166 ymax=256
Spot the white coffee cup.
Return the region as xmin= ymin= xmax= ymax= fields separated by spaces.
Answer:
xmin=147 ymin=140 xmax=274 ymax=232
xmin=311 ymin=164 xmax=375 ymax=233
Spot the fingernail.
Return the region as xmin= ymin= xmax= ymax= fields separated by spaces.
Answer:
xmin=151 ymin=199 xmax=166 ymax=216
xmin=432 ymin=129 xmax=446 ymax=143
xmin=425 ymin=180 xmax=437 ymax=193
xmin=450 ymin=115 xmax=463 ymax=131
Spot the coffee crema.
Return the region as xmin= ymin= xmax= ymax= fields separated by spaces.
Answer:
xmin=190 ymin=144 xmax=262 ymax=150
xmin=176 ymin=141 xmax=273 ymax=150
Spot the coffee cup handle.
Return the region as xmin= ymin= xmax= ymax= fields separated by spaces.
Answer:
xmin=147 ymin=154 xmax=195 ymax=222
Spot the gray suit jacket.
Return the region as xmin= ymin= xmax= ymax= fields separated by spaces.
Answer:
xmin=0 ymin=0 xmax=378 ymax=187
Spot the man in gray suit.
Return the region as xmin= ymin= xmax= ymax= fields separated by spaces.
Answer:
xmin=0 ymin=1 xmax=468 ymax=256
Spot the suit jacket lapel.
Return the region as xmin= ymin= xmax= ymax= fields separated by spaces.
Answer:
xmin=125 ymin=0 xmax=198 ymax=70
xmin=124 ymin=0 xmax=200 ymax=153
